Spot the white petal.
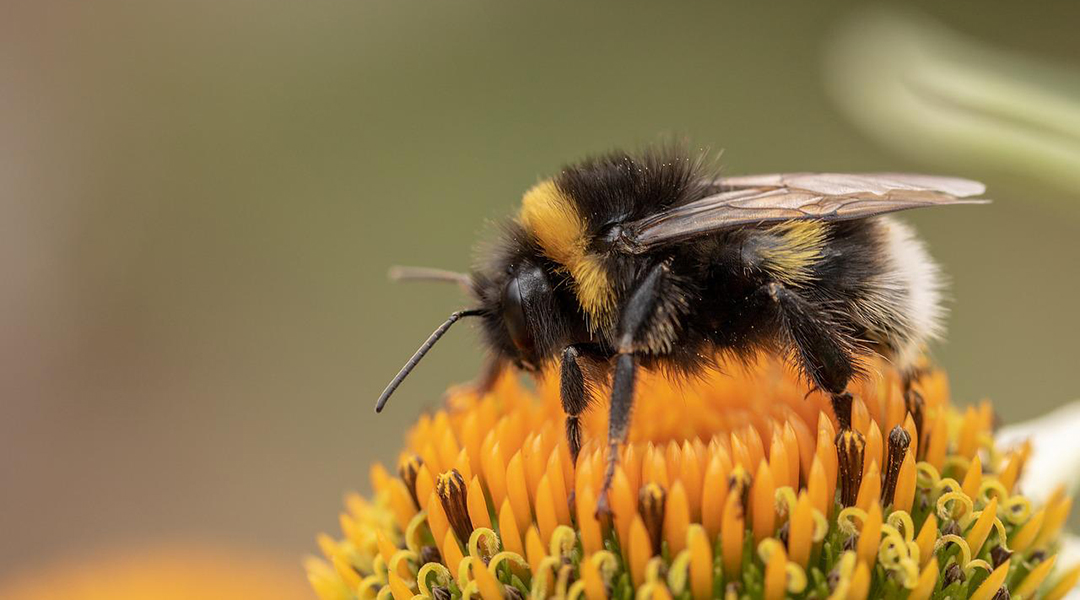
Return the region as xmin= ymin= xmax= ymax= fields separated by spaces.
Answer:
xmin=1060 ymin=534 xmax=1080 ymax=599
xmin=996 ymin=400 xmax=1080 ymax=505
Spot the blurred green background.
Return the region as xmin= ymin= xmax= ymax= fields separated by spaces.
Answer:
xmin=3 ymin=0 xmax=1079 ymax=589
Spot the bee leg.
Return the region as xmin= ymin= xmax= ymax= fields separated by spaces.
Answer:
xmin=763 ymin=282 xmax=857 ymax=430
xmin=596 ymin=263 xmax=666 ymax=518
xmin=901 ymin=365 xmax=930 ymax=393
xmin=560 ymin=344 xmax=604 ymax=467
xmin=595 ymin=351 xmax=637 ymax=519
xmin=471 ymin=354 xmax=506 ymax=396
xmin=830 ymin=392 xmax=854 ymax=431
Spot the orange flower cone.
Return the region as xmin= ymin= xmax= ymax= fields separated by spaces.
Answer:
xmin=309 ymin=358 xmax=1076 ymax=599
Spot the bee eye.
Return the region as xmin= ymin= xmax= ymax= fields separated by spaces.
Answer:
xmin=503 ymin=276 xmax=533 ymax=356
xmin=502 ymin=264 xmax=551 ymax=364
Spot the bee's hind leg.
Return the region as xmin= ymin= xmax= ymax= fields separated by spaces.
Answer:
xmin=762 ymin=281 xmax=858 ymax=430
xmin=901 ymin=364 xmax=931 ymax=394
xmin=900 ymin=364 xmax=930 ymax=454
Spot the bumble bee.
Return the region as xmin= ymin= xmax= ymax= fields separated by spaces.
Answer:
xmin=375 ymin=148 xmax=986 ymax=512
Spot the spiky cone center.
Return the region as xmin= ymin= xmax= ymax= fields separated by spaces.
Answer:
xmin=309 ymin=359 xmax=1077 ymax=600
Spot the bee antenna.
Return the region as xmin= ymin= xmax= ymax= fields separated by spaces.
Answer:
xmin=388 ymin=266 xmax=472 ymax=290
xmin=374 ymin=308 xmax=484 ymax=413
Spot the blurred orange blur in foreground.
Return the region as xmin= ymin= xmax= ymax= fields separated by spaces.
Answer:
xmin=0 ymin=544 xmax=307 ymax=600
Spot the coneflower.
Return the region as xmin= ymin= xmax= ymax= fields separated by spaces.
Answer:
xmin=308 ymin=359 xmax=1079 ymax=600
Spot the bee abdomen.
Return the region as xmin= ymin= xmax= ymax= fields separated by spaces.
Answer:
xmin=856 ymin=217 xmax=946 ymax=370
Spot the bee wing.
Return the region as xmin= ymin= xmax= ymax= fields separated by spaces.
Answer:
xmin=619 ymin=173 xmax=987 ymax=253
xmin=718 ymin=172 xmax=986 ymax=197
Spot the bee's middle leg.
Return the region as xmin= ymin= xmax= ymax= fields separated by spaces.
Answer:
xmin=596 ymin=262 xmax=668 ymax=517
xmin=763 ymin=282 xmax=857 ymax=430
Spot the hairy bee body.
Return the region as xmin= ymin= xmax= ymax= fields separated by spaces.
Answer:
xmin=475 ymin=152 xmax=941 ymax=392
xmin=378 ymin=147 xmax=983 ymax=510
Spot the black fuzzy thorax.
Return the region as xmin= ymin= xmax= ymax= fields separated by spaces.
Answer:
xmin=555 ymin=149 xmax=715 ymax=231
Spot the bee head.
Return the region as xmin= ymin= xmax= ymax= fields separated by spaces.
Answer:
xmin=472 ymin=258 xmax=565 ymax=373
xmin=376 ymin=225 xmax=580 ymax=413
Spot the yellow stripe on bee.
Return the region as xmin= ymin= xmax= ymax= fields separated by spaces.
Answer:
xmin=519 ymin=180 xmax=615 ymax=328
xmin=759 ymin=221 xmax=827 ymax=286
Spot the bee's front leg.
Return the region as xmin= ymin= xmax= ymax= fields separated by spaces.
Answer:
xmin=560 ymin=343 xmax=607 ymax=467
xmin=469 ymin=354 xmax=506 ymax=396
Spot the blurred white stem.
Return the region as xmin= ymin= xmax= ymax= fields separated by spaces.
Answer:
xmin=826 ymin=7 xmax=1080 ymax=195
